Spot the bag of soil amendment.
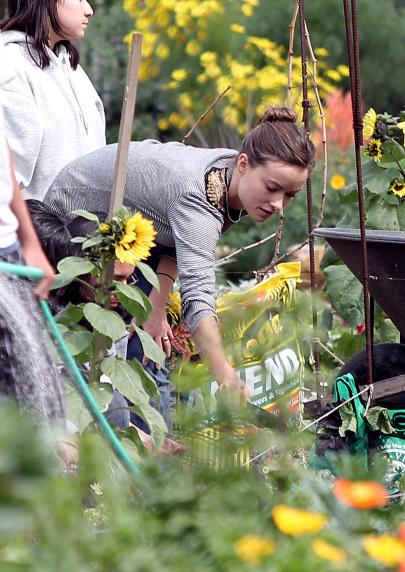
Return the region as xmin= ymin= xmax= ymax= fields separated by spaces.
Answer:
xmin=310 ymin=343 xmax=405 ymax=492
xmin=168 ymin=263 xmax=303 ymax=469
xmin=170 ymin=262 xmax=303 ymax=417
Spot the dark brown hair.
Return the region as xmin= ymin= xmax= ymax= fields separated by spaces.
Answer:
xmin=240 ymin=106 xmax=316 ymax=171
xmin=1 ymin=0 xmax=80 ymax=69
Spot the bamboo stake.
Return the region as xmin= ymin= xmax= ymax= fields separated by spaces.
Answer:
xmin=304 ymin=21 xmax=328 ymax=227
xmin=270 ymin=208 xmax=285 ymax=267
xmin=287 ymin=1 xmax=300 ymax=108
xmin=182 ymin=85 xmax=231 ymax=145
xmin=259 ymin=17 xmax=328 ymax=276
xmin=108 ymin=33 xmax=143 ymax=217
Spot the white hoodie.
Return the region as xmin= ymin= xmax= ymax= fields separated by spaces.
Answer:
xmin=0 ymin=34 xmax=18 ymax=249
xmin=0 ymin=31 xmax=106 ymax=200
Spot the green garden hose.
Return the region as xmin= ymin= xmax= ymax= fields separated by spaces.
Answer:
xmin=0 ymin=261 xmax=140 ymax=476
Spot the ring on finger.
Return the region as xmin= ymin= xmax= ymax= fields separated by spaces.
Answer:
xmin=162 ymin=336 xmax=170 ymax=342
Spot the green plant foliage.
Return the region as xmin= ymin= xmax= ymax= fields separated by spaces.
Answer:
xmin=83 ymin=303 xmax=127 ymax=342
xmin=132 ymin=324 xmax=166 ymax=366
xmin=324 ymin=266 xmax=364 ymax=329
xmin=52 ymin=257 xmax=95 ymax=289
xmin=100 ymin=356 xmax=167 ymax=448
xmin=136 ymin=261 xmax=160 ymax=291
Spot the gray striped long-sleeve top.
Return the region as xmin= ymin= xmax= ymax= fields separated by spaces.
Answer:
xmin=44 ymin=140 xmax=239 ymax=333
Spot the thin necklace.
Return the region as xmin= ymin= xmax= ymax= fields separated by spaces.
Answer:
xmin=225 ymin=166 xmax=242 ymax=224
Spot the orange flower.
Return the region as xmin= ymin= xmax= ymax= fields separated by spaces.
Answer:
xmin=333 ymin=478 xmax=388 ymax=509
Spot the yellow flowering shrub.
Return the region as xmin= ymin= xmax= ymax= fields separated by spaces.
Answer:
xmin=123 ymin=0 xmax=348 ymax=139
xmin=233 ymin=534 xmax=276 ymax=565
xmin=272 ymin=505 xmax=328 ymax=536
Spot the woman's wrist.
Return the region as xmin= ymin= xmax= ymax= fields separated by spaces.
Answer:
xmin=156 ymin=271 xmax=175 ymax=283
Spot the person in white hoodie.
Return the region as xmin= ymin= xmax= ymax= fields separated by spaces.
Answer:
xmin=0 ymin=34 xmax=65 ymax=425
xmin=0 ymin=0 xmax=106 ymax=200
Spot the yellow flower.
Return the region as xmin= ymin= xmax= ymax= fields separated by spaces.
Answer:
xmin=315 ymin=47 xmax=329 ymax=57
xmin=363 ymin=534 xmax=405 ymax=567
xmin=325 ymin=69 xmax=341 ymax=82
xmin=330 ymin=174 xmax=346 ymax=190
xmin=171 ymin=69 xmax=187 ymax=82
xmin=312 ymin=539 xmax=346 ymax=563
xmin=178 ymin=93 xmax=192 ymax=110
xmin=241 ymin=3 xmax=254 ymax=17
xmin=185 ymin=40 xmax=201 ymax=56
xmin=364 ymin=138 xmax=382 ymax=162
xmin=156 ymin=43 xmax=170 ymax=60
xmin=389 ymin=178 xmax=405 ymax=198
xmin=167 ymin=290 xmax=182 ymax=323
xmin=158 ymin=118 xmax=170 ymax=131
xmin=99 ymin=223 xmax=111 ymax=234
xmin=397 ymin=120 xmax=405 ymax=145
xmin=234 ymin=534 xmax=276 ymax=565
xmin=230 ymin=23 xmax=246 ymax=34
xmin=169 ymin=112 xmax=188 ymax=130
xmin=272 ymin=505 xmax=327 ymax=536
xmin=167 ymin=25 xmax=179 ymax=39
xmin=363 ymin=107 xmax=377 ymax=140
xmin=337 ymin=64 xmax=350 ymax=77
xmin=115 ymin=212 xmax=156 ymax=266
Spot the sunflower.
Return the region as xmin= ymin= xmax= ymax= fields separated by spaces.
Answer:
xmin=364 ymin=138 xmax=383 ymax=162
xmin=167 ymin=291 xmax=182 ymax=324
xmin=389 ymin=178 xmax=405 ymax=198
xmin=330 ymin=173 xmax=346 ymax=190
xmin=115 ymin=212 xmax=156 ymax=266
xmin=363 ymin=107 xmax=377 ymax=140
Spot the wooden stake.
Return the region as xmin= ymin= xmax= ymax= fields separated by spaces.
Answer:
xmin=108 ymin=33 xmax=143 ymax=217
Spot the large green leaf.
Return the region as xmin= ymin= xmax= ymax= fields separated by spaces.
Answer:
xmin=397 ymin=203 xmax=405 ymax=230
xmin=132 ymin=324 xmax=166 ymax=366
xmin=82 ymin=237 xmax=104 ymax=250
xmin=380 ymin=139 xmax=405 ymax=171
xmin=128 ymin=403 xmax=167 ymax=449
xmin=70 ymin=209 xmax=100 ymax=223
xmin=52 ymin=257 xmax=96 ymax=290
xmin=128 ymin=358 xmax=159 ymax=398
xmin=64 ymin=378 xmax=113 ymax=432
xmin=136 ymin=262 xmax=160 ymax=291
xmin=115 ymin=283 xmax=149 ymax=323
xmin=365 ymin=167 xmax=397 ymax=194
xmin=101 ymin=357 xmax=166 ymax=448
xmin=114 ymin=282 xmax=146 ymax=305
xmin=63 ymin=330 xmax=93 ymax=356
xmin=57 ymin=256 xmax=95 ymax=276
xmin=83 ymin=303 xmax=126 ymax=341
xmin=101 ymin=357 xmax=149 ymax=407
xmin=366 ymin=196 xmax=399 ymax=230
xmin=324 ymin=265 xmax=364 ymax=328
xmin=56 ymin=303 xmax=84 ymax=326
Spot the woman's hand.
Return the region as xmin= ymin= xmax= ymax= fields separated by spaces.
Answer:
xmin=22 ymin=243 xmax=55 ymax=299
xmin=216 ymin=372 xmax=250 ymax=404
xmin=142 ymin=305 xmax=173 ymax=367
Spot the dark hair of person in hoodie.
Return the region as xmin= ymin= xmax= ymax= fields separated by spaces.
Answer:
xmin=1 ymin=0 xmax=80 ymax=69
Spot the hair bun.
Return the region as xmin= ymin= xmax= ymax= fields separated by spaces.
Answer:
xmin=257 ymin=106 xmax=297 ymax=125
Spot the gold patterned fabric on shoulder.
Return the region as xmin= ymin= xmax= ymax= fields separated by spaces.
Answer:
xmin=205 ymin=167 xmax=227 ymax=213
